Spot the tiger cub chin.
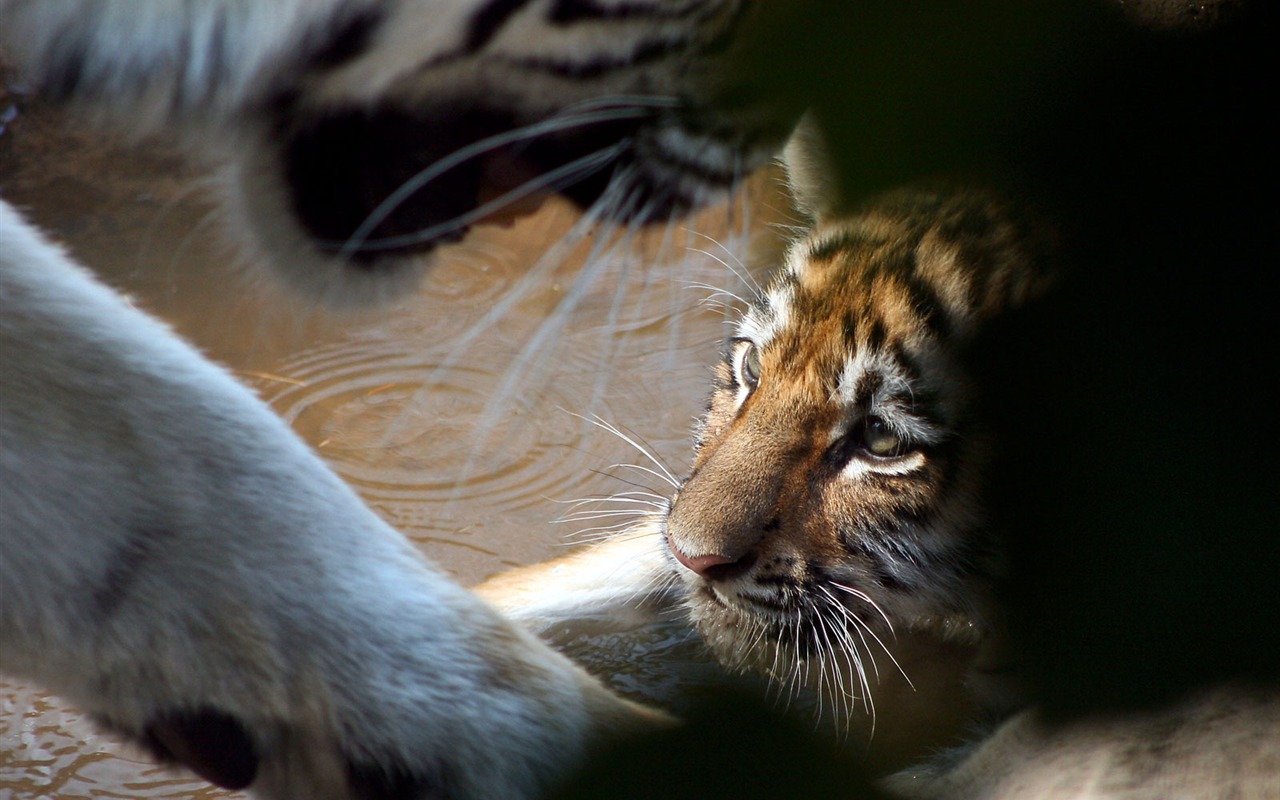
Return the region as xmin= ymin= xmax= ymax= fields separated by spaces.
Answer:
xmin=481 ymin=129 xmax=1054 ymax=772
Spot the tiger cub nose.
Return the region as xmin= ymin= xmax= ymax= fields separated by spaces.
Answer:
xmin=669 ymin=543 xmax=757 ymax=582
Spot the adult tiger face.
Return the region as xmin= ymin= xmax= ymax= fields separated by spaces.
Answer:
xmin=255 ymin=1 xmax=797 ymax=273
xmin=0 ymin=0 xmax=800 ymax=303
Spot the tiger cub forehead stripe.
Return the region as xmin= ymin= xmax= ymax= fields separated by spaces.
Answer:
xmin=805 ymin=231 xmax=869 ymax=264
xmin=835 ymin=353 xmax=949 ymax=447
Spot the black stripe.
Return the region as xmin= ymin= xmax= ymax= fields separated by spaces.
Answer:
xmin=479 ymin=0 xmax=747 ymax=81
xmin=550 ymin=0 xmax=706 ymax=23
xmin=754 ymin=573 xmax=796 ymax=589
xmin=641 ymin=129 xmax=744 ymax=187
xmin=850 ymin=370 xmax=884 ymax=407
xmin=304 ymin=8 xmax=383 ymax=71
xmin=862 ymin=316 xmax=887 ymax=354
xmin=841 ymin=313 xmax=859 ymax=349
xmin=889 ymin=341 xmax=925 ymax=388
xmin=347 ymin=759 xmax=452 ymax=800
xmin=466 ymin=0 xmax=538 ymax=53
xmin=94 ymin=527 xmax=171 ymax=619
xmin=901 ymin=272 xmax=955 ymax=341
xmin=886 ymin=498 xmax=937 ymax=535
xmin=200 ymin=12 xmax=229 ymax=104
xmin=40 ymin=23 xmax=91 ymax=100
xmin=929 ymin=444 xmax=965 ymax=500
xmin=905 ymin=386 xmax=945 ymax=417
xmin=167 ymin=27 xmax=196 ymax=115
xmin=835 ymin=535 xmax=913 ymax=592
xmin=498 ymin=32 xmax=693 ymax=78
xmin=837 ymin=529 xmax=874 ymax=560
xmin=877 ymin=533 xmax=935 ymax=576
xmin=870 ymin=561 xmax=911 ymax=592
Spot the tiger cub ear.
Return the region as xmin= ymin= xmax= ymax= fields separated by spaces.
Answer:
xmin=782 ymin=114 xmax=845 ymax=223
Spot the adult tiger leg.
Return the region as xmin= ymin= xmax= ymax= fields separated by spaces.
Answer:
xmin=0 ymin=201 xmax=664 ymax=800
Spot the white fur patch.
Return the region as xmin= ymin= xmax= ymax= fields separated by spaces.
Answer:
xmin=0 ymin=200 xmax=655 ymax=798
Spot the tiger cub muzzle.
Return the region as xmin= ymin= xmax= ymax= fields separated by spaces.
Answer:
xmin=666 ymin=380 xmax=835 ymax=594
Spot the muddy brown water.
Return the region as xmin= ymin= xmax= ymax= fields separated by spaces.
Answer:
xmin=0 ymin=98 xmax=786 ymax=797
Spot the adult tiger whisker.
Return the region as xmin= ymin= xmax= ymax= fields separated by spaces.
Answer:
xmin=557 ymin=492 xmax=667 ymax=512
xmin=683 ymin=241 xmax=762 ymax=301
xmin=826 ymin=591 xmax=881 ymax=683
xmin=686 ymin=281 xmax=751 ymax=312
xmin=332 ymin=97 xmax=671 ymax=257
xmin=379 ymin=188 xmax=621 ymax=467
xmin=337 ymin=142 xmax=628 ymax=255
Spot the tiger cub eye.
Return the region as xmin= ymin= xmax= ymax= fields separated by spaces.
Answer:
xmin=740 ymin=342 xmax=762 ymax=389
xmin=862 ymin=417 xmax=904 ymax=458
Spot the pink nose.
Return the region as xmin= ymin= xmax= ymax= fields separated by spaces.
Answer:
xmin=669 ymin=542 xmax=759 ymax=581
xmin=671 ymin=546 xmax=736 ymax=578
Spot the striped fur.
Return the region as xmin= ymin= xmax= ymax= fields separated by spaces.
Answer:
xmin=676 ymin=187 xmax=1051 ymax=633
xmin=6 ymin=2 xmax=1273 ymax=797
xmin=1 ymin=2 xmax=791 ymax=796
xmin=0 ymin=0 xmax=788 ymax=305
xmin=657 ymin=135 xmax=1055 ymax=767
xmin=479 ymin=134 xmax=1058 ymax=773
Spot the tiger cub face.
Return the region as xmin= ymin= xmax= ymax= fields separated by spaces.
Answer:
xmin=664 ymin=134 xmax=1051 ymax=760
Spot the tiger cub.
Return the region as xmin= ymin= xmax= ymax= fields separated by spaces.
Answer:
xmin=481 ymin=127 xmax=1054 ymax=773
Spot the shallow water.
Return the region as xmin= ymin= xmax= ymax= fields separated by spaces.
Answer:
xmin=0 ymin=97 xmax=782 ymax=797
